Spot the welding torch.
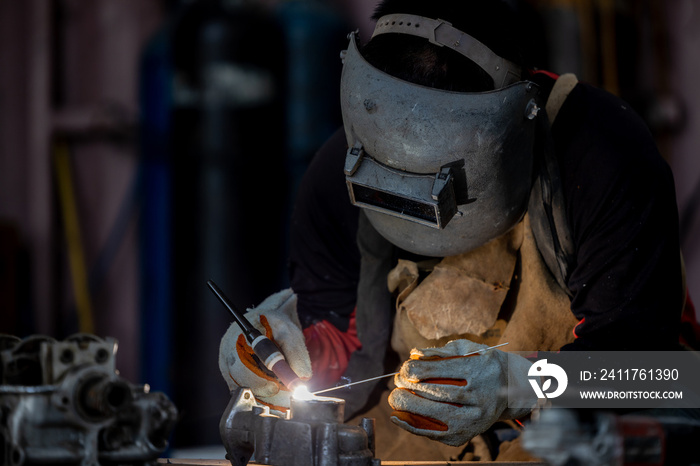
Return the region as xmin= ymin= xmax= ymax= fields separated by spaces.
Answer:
xmin=208 ymin=280 xmax=303 ymax=391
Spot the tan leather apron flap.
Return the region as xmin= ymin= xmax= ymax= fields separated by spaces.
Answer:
xmin=392 ymin=221 xmax=523 ymax=341
xmin=390 ymin=214 xmax=578 ymax=360
xmin=387 ymin=259 xmax=419 ymax=304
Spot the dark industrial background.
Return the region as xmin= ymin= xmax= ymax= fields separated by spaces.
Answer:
xmin=1 ymin=0 xmax=699 ymax=452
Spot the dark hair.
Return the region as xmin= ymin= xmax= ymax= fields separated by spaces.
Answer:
xmin=361 ymin=0 xmax=529 ymax=92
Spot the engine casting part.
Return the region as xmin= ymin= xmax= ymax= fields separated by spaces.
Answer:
xmin=220 ymin=388 xmax=380 ymax=466
xmin=0 ymin=333 xmax=178 ymax=466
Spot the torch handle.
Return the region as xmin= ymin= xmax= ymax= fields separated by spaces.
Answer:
xmin=208 ymin=280 xmax=301 ymax=390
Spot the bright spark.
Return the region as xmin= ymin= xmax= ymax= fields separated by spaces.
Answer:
xmin=292 ymin=385 xmax=315 ymax=400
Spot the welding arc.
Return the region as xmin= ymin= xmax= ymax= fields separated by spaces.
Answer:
xmin=311 ymin=342 xmax=509 ymax=395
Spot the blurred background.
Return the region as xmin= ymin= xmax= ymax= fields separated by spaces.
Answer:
xmin=1 ymin=0 xmax=699 ymax=454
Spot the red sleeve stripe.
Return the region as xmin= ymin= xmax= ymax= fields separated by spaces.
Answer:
xmin=573 ymin=317 xmax=585 ymax=339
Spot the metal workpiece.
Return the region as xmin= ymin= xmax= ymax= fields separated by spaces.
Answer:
xmin=0 ymin=333 xmax=178 ymax=466
xmin=290 ymin=395 xmax=345 ymax=423
xmin=220 ymin=388 xmax=380 ymax=466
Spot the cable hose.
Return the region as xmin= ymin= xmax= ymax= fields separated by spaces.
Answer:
xmin=54 ymin=141 xmax=95 ymax=334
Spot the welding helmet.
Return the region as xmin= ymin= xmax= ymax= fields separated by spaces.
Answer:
xmin=340 ymin=14 xmax=543 ymax=257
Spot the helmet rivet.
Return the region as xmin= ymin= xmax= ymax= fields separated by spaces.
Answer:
xmin=525 ymin=99 xmax=540 ymax=120
xmin=364 ymin=99 xmax=377 ymax=113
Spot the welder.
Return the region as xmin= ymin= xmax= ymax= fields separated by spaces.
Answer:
xmin=219 ymin=0 xmax=694 ymax=461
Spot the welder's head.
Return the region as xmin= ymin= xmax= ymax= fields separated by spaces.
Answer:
xmin=341 ymin=0 xmax=543 ymax=257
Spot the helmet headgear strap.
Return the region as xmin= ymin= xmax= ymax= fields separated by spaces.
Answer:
xmin=372 ymin=13 xmax=522 ymax=88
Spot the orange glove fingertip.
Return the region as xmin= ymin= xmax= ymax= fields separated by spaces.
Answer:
xmin=391 ymin=410 xmax=449 ymax=432
xmin=235 ymin=333 xmax=278 ymax=384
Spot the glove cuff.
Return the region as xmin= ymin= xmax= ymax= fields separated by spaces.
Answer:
xmin=498 ymin=352 xmax=537 ymax=421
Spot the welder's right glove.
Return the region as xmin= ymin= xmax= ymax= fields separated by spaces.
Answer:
xmin=388 ymin=339 xmax=536 ymax=446
xmin=218 ymin=289 xmax=312 ymax=411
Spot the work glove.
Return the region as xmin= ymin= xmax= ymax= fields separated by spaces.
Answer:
xmin=218 ymin=289 xmax=312 ymax=411
xmin=303 ymin=311 xmax=361 ymax=390
xmin=388 ymin=339 xmax=535 ymax=446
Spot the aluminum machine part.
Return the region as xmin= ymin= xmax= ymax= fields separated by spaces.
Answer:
xmin=0 ymin=333 xmax=178 ymax=466
xmin=220 ymin=388 xmax=380 ymax=466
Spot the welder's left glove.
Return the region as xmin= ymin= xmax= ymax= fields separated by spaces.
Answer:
xmin=388 ymin=339 xmax=535 ymax=446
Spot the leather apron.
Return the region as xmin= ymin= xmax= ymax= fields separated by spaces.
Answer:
xmin=389 ymin=213 xmax=579 ymax=362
